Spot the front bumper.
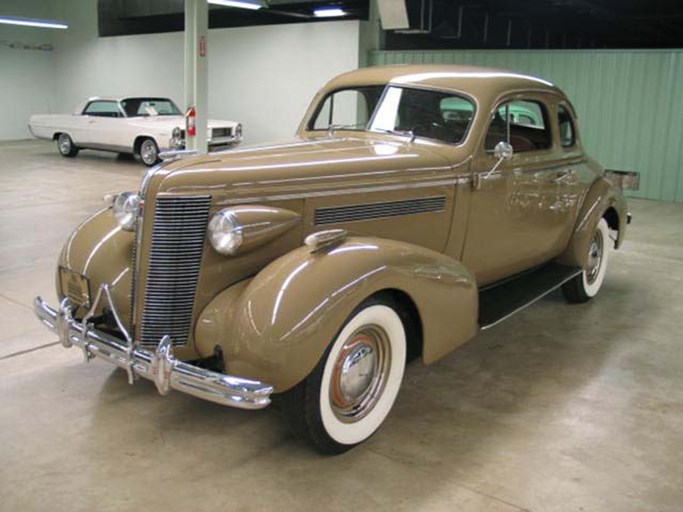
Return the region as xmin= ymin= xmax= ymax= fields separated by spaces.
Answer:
xmin=161 ymin=135 xmax=241 ymax=161
xmin=33 ymin=285 xmax=273 ymax=410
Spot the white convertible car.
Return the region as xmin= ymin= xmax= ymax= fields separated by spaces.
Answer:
xmin=28 ymin=96 xmax=242 ymax=166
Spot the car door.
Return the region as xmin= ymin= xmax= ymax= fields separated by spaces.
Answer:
xmin=82 ymin=100 xmax=126 ymax=149
xmin=462 ymin=94 xmax=576 ymax=286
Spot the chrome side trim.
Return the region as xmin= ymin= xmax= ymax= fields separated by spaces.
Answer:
xmin=34 ymin=292 xmax=273 ymax=410
xmin=216 ymin=177 xmax=470 ymax=206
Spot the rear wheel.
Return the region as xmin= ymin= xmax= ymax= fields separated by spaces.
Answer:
xmin=562 ymin=218 xmax=610 ymax=303
xmin=281 ymin=296 xmax=407 ymax=455
xmin=57 ymin=133 xmax=79 ymax=157
xmin=138 ymin=138 xmax=159 ymax=167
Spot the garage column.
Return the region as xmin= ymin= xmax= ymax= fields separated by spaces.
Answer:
xmin=184 ymin=0 xmax=208 ymax=154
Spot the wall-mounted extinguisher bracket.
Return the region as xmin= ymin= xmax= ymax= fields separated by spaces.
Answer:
xmin=185 ymin=106 xmax=197 ymax=138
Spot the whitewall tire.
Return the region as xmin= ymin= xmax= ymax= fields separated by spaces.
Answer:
xmin=57 ymin=133 xmax=79 ymax=158
xmin=139 ymin=138 xmax=159 ymax=167
xmin=281 ymin=295 xmax=407 ymax=454
xmin=562 ymin=218 xmax=610 ymax=303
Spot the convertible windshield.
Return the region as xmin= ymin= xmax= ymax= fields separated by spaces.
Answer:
xmin=309 ymin=86 xmax=475 ymax=145
xmin=120 ymin=97 xmax=182 ymax=117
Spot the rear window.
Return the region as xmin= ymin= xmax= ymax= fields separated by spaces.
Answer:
xmin=83 ymin=101 xmax=121 ymax=118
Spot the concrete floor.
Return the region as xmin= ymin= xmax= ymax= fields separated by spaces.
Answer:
xmin=1 ymin=140 xmax=682 ymax=512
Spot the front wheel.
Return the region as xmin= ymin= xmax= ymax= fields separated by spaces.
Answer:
xmin=57 ymin=133 xmax=79 ymax=157
xmin=281 ymin=296 xmax=407 ymax=455
xmin=138 ymin=138 xmax=160 ymax=167
xmin=562 ymin=218 xmax=610 ymax=303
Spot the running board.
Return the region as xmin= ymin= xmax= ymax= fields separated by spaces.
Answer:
xmin=478 ymin=263 xmax=582 ymax=330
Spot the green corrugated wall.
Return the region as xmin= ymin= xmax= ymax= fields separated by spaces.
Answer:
xmin=369 ymin=49 xmax=683 ymax=203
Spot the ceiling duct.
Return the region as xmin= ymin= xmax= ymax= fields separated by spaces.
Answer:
xmin=393 ymin=0 xmax=432 ymax=34
xmin=377 ymin=0 xmax=410 ymax=30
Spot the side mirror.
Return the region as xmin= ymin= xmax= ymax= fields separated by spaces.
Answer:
xmin=474 ymin=141 xmax=514 ymax=190
xmin=494 ymin=141 xmax=513 ymax=161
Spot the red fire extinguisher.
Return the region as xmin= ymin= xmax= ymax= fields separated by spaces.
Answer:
xmin=185 ymin=106 xmax=196 ymax=137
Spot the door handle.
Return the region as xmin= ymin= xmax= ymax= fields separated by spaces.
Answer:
xmin=554 ymin=169 xmax=573 ymax=183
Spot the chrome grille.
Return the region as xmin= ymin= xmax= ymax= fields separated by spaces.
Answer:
xmin=128 ymin=215 xmax=141 ymax=333
xmin=140 ymin=195 xmax=211 ymax=346
xmin=211 ymin=127 xmax=233 ymax=138
xmin=314 ymin=196 xmax=447 ymax=225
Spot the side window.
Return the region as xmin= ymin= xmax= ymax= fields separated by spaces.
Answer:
xmin=485 ymin=99 xmax=551 ymax=153
xmin=83 ymin=101 xmax=121 ymax=118
xmin=311 ymin=88 xmax=381 ymax=130
xmin=558 ymin=105 xmax=576 ymax=147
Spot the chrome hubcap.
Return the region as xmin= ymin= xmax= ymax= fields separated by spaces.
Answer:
xmin=141 ymin=140 xmax=157 ymax=164
xmin=58 ymin=134 xmax=71 ymax=153
xmin=586 ymin=229 xmax=603 ymax=284
xmin=330 ymin=325 xmax=390 ymax=423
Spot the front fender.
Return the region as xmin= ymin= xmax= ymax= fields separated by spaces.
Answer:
xmin=195 ymin=236 xmax=478 ymax=392
xmin=57 ymin=208 xmax=133 ymax=319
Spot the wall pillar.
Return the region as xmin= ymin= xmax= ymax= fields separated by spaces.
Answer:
xmin=184 ymin=0 xmax=208 ymax=153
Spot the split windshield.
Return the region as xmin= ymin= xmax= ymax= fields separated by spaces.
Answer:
xmin=120 ymin=98 xmax=182 ymax=117
xmin=309 ymin=85 xmax=475 ymax=145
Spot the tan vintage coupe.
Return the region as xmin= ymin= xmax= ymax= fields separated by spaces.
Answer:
xmin=34 ymin=65 xmax=632 ymax=454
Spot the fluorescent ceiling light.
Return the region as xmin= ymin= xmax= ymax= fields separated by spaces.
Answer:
xmin=0 ymin=16 xmax=67 ymax=29
xmin=313 ymin=7 xmax=347 ymax=17
xmin=208 ymin=0 xmax=264 ymax=10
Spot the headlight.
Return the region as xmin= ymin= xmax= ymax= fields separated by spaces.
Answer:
xmin=171 ymin=127 xmax=183 ymax=148
xmin=235 ymin=124 xmax=243 ymax=139
xmin=208 ymin=209 xmax=243 ymax=255
xmin=113 ymin=192 xmax=140 ymax=232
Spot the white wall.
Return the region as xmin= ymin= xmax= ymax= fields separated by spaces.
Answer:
xmin=208 ymin=22 xmax=360 ymax=142
xmin=1 ymin=0 xmax=363 ymax=143
xmin=0 ymin=0 xmax=58 ymax=140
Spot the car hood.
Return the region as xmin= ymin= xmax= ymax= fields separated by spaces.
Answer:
xmin=145 ymin=134 xmax=469 ymax=202
xmin=126 ymin=116 xmax=238 ymax=132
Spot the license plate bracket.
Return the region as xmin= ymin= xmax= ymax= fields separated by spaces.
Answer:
xmin=59 ymin=267 xmax=91 ymax=308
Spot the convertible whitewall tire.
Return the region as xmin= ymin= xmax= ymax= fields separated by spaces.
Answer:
xmin=562 ymin=218 xmax=610 ymax=303
xmin=57 ymin=133 xmax=79 ymax=158
xmin=139 ymin=138 xmax=159 ymax=167
xmin=280 ymin=296 xmax=408 ymax=454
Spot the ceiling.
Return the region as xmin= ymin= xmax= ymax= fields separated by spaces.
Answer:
xmin=387 ymin=0 xmax=683 ymax=50
xmin=98 ymin=0 xmax=369 ymax=36
xmin=98 ymin=0 xmax=683 ymax=49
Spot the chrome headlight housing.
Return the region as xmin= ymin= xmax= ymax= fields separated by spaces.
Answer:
xmin=112 ymin=192 xmax=140 ymax=232
xmin=235 ymin=123 xmax=243 ymax=140
xmin=171 ymin=126 xmax=183 ymax=148
xmin=208 ymin=209 xmax=243 ymax=255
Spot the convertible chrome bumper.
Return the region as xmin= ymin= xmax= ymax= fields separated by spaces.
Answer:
xmin=33 ymin=288 xmax=273 ymax=410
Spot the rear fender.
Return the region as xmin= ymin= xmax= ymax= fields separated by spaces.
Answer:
xmin=195 ymin=236 xmax=478 ymax=392
xmin=558 ymin=177 xmax=627 ymax=268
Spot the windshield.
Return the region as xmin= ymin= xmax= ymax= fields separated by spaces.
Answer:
xmin=120 ymin=98 xmax=182 ymax=117
xmin=308 ymin=85 xmax=475 ymax=145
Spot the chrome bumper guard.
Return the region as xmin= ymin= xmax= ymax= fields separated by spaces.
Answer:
xmin=33 ymin=285 xmax=273 ymax=410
